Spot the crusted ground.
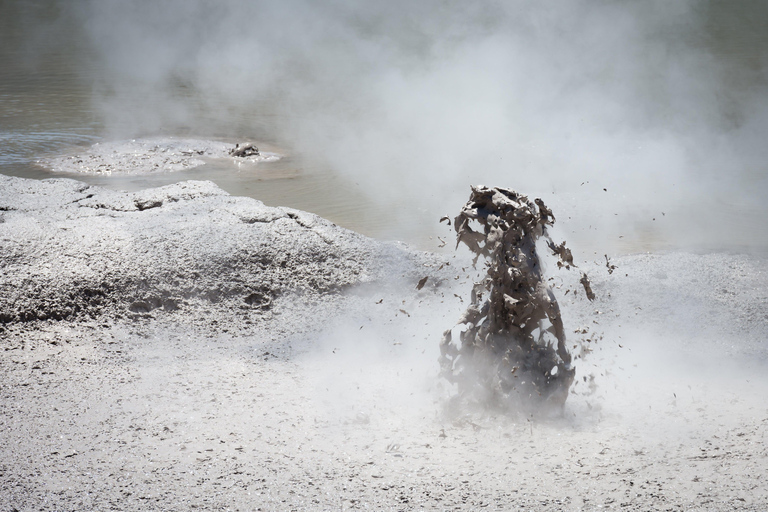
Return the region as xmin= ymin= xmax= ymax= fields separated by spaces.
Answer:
xmin=0 ymin=175 xmax=424 ymax=326
xmin=1 ymin=176 xmax=767 ymax=511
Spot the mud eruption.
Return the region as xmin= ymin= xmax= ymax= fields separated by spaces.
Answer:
xmin=439 ymin=185 xmax=579 ymax=412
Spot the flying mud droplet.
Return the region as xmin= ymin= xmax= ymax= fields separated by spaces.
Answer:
xmin=580 ymin=273 xmax=596 ymax=301
xmin=439 ymin=185 xmax=588 ymax=413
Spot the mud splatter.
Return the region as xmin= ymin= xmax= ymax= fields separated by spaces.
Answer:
xmin=230 ymin=142 xmax=260 ymax=157
xmin=439 ymin=185 xmax=584 ymax=413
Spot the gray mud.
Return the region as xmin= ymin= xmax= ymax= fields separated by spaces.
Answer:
xmin=440 ymin=186 xmax=578 ymax=411
xmin=37 ymin=138 xmax=281 ymax=175
xmin=1 ymin=176 xmax=768 ymax=511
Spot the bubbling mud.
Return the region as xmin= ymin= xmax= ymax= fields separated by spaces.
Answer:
xmin=439 ymin=185 xmax=589 ymax=413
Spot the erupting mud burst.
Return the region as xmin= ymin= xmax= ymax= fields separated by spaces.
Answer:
xmin=439 ymin=185 xmax=583 ymax=413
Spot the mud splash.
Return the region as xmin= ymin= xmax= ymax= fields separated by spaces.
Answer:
xmin=439 ymin=185 xmax=584 ymax=413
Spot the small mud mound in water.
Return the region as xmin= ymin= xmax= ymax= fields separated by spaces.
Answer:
xmin=439 ymin=185 xmax=585 ymax=414
xmin=229 ymin=142 xmax=260 ymax=157
xmin=38 ymin=137 xmax=281 ymax=175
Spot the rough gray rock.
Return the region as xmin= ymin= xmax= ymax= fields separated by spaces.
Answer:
xmin=0 ymin=175 xmax=425 ymax=327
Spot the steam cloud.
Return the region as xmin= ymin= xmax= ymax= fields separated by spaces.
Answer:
xmin=61 ymin=0 xmax=768 ymax=252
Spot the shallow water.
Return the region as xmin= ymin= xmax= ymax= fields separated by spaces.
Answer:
xmin=0 ymin=1 xmax=426 ymax=245
xmin=2 ymin=1 xmax=767 ymax=256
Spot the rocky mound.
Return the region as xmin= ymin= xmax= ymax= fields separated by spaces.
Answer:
xmin=0 ymin=175 xmax=423 ymax=326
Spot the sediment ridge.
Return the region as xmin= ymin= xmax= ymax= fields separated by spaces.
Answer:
xmin=0 ymin=175 xmax=428 ymax=328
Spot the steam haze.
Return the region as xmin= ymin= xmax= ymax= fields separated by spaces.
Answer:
xmin=61 ymin=0 xmax=768 ymax=252
xmin=3 ymin=4 xmax=768 ymax=507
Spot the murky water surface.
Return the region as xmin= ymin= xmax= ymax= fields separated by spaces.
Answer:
xmin=2 ymin=1 xmax=766 ymax=256
xmin=0 ymin=1 xmax=423 ymax=245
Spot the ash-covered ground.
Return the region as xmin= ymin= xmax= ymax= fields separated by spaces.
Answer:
xmin=1 ymin=174 xmax=768 ymax=511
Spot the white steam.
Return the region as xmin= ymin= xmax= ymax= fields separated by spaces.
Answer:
xmin=70 ymin=0 xmax=768 ymax=252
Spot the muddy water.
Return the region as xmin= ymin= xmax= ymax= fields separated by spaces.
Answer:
xmin=2 ymin=1 xmax=767 ymax=255
xmin=0 ymin=1 xmax=431 ymax=246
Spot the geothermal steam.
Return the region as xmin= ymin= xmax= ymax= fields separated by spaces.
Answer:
xmin=440 ymin=186 xmax=585 ymax=411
